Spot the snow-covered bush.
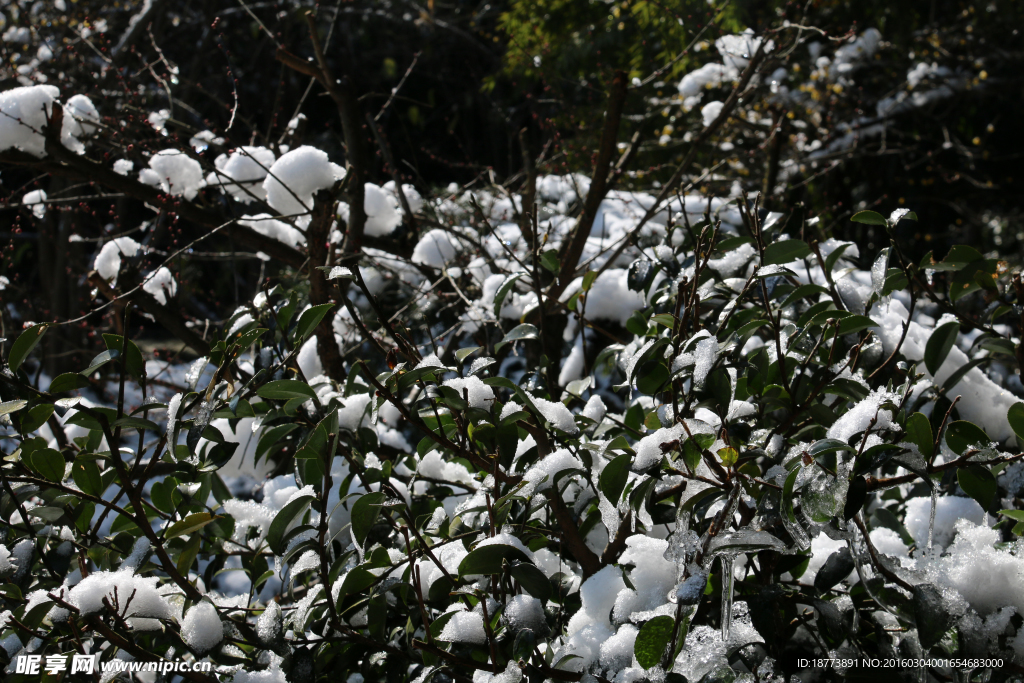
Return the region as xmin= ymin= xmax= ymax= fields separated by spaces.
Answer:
xmin=1 ymin=3 xmax=1024 ymax=683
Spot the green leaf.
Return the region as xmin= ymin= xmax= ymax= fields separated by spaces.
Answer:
xmin=809 ymin=438 xmax=856 ymax=458
xmin=493 ymin=273 xmax=524 ymax=317
xmin=782 ymin=466 xmax=801 ymax=525
xmin=905 ymin=412 xmax=933 ymax=460
xmin=337 ymin=566 xmax=377 ymax=599
xmin=836 ymin=314 xmax=879 ymax=336
xmin=256 ymin=379 xmax=318 ymax=402
xmin=824 ymin=243 xmax=853 ymax=273
xmin=509 ymin=562 xmax=551 ymax=601
xmin=21 ymin=403 xmax=52 ymax=430
xmin=513 ymin=629 xmax=537 ymax=663
xmin=958 ymin=465 xmax=996 ymax=510
xmin=351 ymin=492 xmax=386 ymax=548
xmin=256 ymin=424 xmax=300 ymax=462
xmin=780 ymin=284 xmax=830 ymax=308
xmin=844 ymin=476 xmax=867 ymax=521
xmin=49 ymin=373 xmax=91 ymax=393
xmin=319 ymin=265 xmax=354 ymax=280
xmin=0 ymin=399 xmax=28 ymax=417
xmin=944 ymin=420 xmax=989 ymax=455
xmin=267 ymin=493 xmax=316 ymax=554
xmin=940 ymin=245 xmax=984 ymax=270
xmin=113 ymin=416 xmax=161 ymax=432
xmin=102 ymin=334 xmax=145 ymax=379
xmin=165 ymin=512 xmax=218 ymax=540
xmin=495 ymin=324 xmax=539 ymax=352
xmin=716 ymin=447 xmax=738 ymax=467
xmin=458 ymin=544 xmax=532 ymax=577
xmin=635 ymin=361 xmax=669 ymax=395
xmin=599 ymin=452 xmax=632 ymax=505
xmin=650 ymin=313 xmax=676 ymax=329
xmin=455 ymin=347 xmax=481 ymax=363
xmin=9 ymin=324 xmax=47 ymax=373
xmin=177 ymin=536 xmax=201 ymax=576
xmin=999 ymin=509 xmax=1024 ymax=522
xmin=850 ymin=210 xmax=887 ymax=226
xmin=581 ymin=270 xmax=599 ymax=292
xmin=539 ymin=249 xmax=560 ymax=273
xmin=32 ymin=448 xmax=65 ymax=482
xmin=634 ymin=615 xmax=675 ymax=669
xmin=924 ymin=322 xmax=959 ymax=376
xmin=762 ymin=239 xmax=811 ymax=266
xmin=293 ymin=303 xmax=335 ymax=342
xmin=1009 ymin=403 xmax=1024 ymax=443
xmin=81 ymin=348 xmax=119 ymax=376
xmin=72 ymin=460 xmax=103 ymax=496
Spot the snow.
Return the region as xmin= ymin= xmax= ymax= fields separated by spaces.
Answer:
xmin=701 ymin=100 xmax=724 ymax=128
xmin=263 ymin=145 xmax=345 ymax=219
xmin=612 ymin=536 xmax=676 ymax=621
xmin=715 ymin=29 xmax=773 ymax=69
xmin=922 ymin=519 xmax=1024 ymax=616
xmin=678 ymin=63 xmax=736 ymax=98
xmin=582 ymin=395 xmax=607 ymax=423
xmin=337 ymin=393 xmax=372 ymax=431
xmin=412 ymin=228 xmax=462 ymax=268
xmin=904 ymin=495 xmax=986 ymax=550
xmin=142 ymin=267 xmax=177 ymax=305
xmin=475 ymin=532 xmax=534 ymax=560
xmin=64 ymin=94 xmax=100 ymax=138
xmin=22 ymin=189 xmax=46 ymax=219
xmin=208 ymin=146 xmax=276 ymax=203
xmin=362 ymin=182 xmax=402 ymax=237
xmin=238 ymin=214 xmax=306 ymax=249
xmin=560 ymin=566 xmax=626 ymax=671
xmin=870 ymin=299 xmax=1017 ymax=441
xmin=442 ymin=376 xmax=495 ymax=409
xmin=599 ymin=625 xmax=638 ymax=672
xmin=93 ymin=236 xmax=141 ymax=284
xmin=671 ymin=602 xmax=762 ymax=681
xmin=207 ymin=417 xmax=275 ymax=481
xmin=139 ymin=149 xmax=204 ymax=200
xmin=692 ymin=336 xmax=719 ymax=387
xmin=257 ymin=601 xmax=282 ymax=643
xmin=504 ymin=595 xmax=545 ymax=632
xmin=180 ymin=600 xmax=224 ymax=652
xmin=416 ymin=353 xmax=447 ymax=370
xmin=826 ymin=386 xmax=898 ymax=443
xmin=522 ymin=449 xmax=583 ymax=494
xmin=67 ymin=570 xmax=173 ymax=629
xmin=297 ymin=337 xmax=323 ymax=380
xmin=0 ymin=85 xmax=93 ymax=156
xmin=566 ymin=269 xmax=646 ymax=327
xmin=113 ymin=159 xmax=133 ymax=175
xmin=473 ymin=661 xmax=522 ymax=683
xmin=438 ymin=610 xmax=486 ymax=644
xmin=0 ymin=545 xmax=15 ymax=574
xmin=869 ymin=528 xmax=909 ymax=558
xmin=634 ymin=421 xmax=714 ymax=471
xmin=384 ymin=180 xmax=424 ymax=213
xmin=417 ymin=450 xmax=476 ymax=487
xmin=525 ymin=392 xmax=578 ymax=434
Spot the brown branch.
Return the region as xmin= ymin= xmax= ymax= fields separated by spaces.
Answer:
xmin=545 ymin=488 xmax=602 ymax=578
xmin=25 ymin=104 xmax=306 ymax=269
xmin=88 ymin=271 xmax=210 ymax=356
xmin=306 ymin=190 xmax=346 ymax=379
xmin=552 ymin=70 xmax=628 ymax=300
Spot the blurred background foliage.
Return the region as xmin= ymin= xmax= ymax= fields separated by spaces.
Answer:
xmin=1 ymin=0 xmax=1022 ymax=367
